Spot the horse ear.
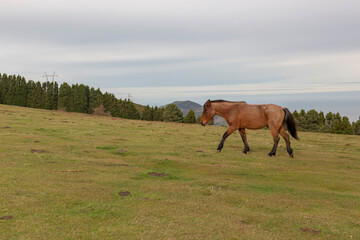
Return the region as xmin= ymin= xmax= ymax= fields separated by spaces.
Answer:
xmin=206 ymin=99 xmax=211 ymax=106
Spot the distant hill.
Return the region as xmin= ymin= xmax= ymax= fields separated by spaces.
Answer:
xmin=170 ymin=100 xmax=227 ymax=126
xmin=133 ymin=102 xmax=145 ymax=115
xmin=170 ymin=100 xmax=203 ymax=117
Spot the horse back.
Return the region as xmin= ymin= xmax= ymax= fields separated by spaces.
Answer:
xmin=230 ymin=103 xmax=284 ymax=129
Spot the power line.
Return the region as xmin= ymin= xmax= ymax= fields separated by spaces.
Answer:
xmin=128 ymin=93 xmax=133 ymax=101
xmin=42 ymin=71 xmax=59 ymax=82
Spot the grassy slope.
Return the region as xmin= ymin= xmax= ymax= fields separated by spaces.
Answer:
xmin=1 ymin=104 xmax=360 ymax=240
xmin=133 ymin=103 xmax=145 ymax=116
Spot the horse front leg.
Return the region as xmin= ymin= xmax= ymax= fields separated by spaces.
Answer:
xmin=217 ymin=126 xmax=237 ymax=153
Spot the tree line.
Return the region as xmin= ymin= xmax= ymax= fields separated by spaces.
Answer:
xmin=141 ymin=104 xmax=199 ymax=123
xmin=293 ymin=109 xmax=360 ymax=135
xmin=0 ymin=73 xmax=140 ymax=119
xmin=0 ymin=73 xmax=359 ymax=133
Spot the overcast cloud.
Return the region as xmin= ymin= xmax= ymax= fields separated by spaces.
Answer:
xmin=1 ymin=0 xmax=360 ymax=119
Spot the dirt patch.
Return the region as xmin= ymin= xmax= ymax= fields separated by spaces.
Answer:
xmin=99 ymin=163 xmax=130 ymax=167
xmin=59 ymin=170 xmax=85 ymax=173
xmin=93 ymin=105 xmax=112 ymax=116
xmin=148 ymin=172 xmax=169 ymax=177
xmin=45 ymin=161 xmax=57 ymax=164
xmin=31 ymin=149 xmax=47 ymax=153
xmin=118 ymin=191 xmax=131 ymax=197
xmin=300 ymin=228 xmax=321 ymax=235
xmin=34 ymin=140 xmax=40 ymax=143
xmin=47 ymin=170 xmax=84 ymax=173
xmin=240 ymin=219 xmax=251 ymax=225
xmin=0 ymin=215 xmax=13 ymax=220
xmin=2 ymin=127 xmax=10 ymax=129
xmin=115 ymin=150 xmax=127 ymax=155
xmin=195 ymin=150 xmax=203 ymax=152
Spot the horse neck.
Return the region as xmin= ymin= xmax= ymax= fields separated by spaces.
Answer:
xmin=212 ymin=102 xmax=237 ymax=118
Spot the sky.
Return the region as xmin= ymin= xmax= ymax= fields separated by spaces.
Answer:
xmin=1 ymin=0 xmax=360 ymax=121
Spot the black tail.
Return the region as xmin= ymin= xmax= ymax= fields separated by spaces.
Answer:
xmin=283 ymin=108 xmax=299 ymax=140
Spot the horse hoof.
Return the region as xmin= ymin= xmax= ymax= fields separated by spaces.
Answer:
xmin=243 ymin=148 xmax=250 ymax=154
xmin=268 ymin=153 xmax=275 ymax=157
xmin=216 ymin=149 xmax=221 ymax=153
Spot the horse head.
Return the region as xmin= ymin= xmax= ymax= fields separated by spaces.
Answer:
xmin=200 ymin=100 xmax=216 ymax=126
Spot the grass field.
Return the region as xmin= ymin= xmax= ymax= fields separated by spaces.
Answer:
xmin=1 ymin=104 xmax=360 ymax=240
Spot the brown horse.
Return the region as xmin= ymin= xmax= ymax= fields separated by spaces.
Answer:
xmin=200 ymin=100 xmax=299 ymax=157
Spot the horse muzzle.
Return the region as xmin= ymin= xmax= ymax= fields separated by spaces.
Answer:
xmin=200 ymin=122 xmax=206 ymax=126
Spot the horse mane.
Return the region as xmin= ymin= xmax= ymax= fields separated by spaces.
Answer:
xmin=210 ymin=100 xmax=246 ymax=103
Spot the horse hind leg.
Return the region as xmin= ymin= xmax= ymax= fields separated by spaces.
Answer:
xmin=279 ymin=126 xmax=294 ymax=157
xmin=268 ymin=128 xmax=280 ymax=157
xmin=239 ymin=128 xmax=250 ymax=154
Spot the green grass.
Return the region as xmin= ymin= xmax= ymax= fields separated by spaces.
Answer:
xmin=1 ymin=104 xmax=360 ymax=239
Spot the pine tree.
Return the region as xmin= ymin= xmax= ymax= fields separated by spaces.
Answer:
xmin=78 ymin=84 xmax=90 ymax=113
xmin=5 ymin=75 xmax=15 ymax=105
xmin=26 ymin=80 xmax=37 ymax=108
xmin=53 ymin=82 xmax=58 ymax=110
xmin=340 ymin=116 xmax=353 ymax=135
xmin=352 ymin=117 xmax=360 ymax=135
xmin=325 ymin=112 xmax=333 ymax=126
xmin=292 ymin=110 xmax=299 ymax=121
xmin=67 ymin=84 xmax=78 ymax=112
xmin=12 ymin=75 xmax=28 ymax=106
xmin=318 ymin=111 xmax=325 ymax=126
xmin=0 ymin=73 xmax=9 ymax=104
xmin=88 ymin=87 xmax=104 ymax=113
xmin=103 ymin=92 xmax=120 ymax=117
xmin=331 ymin=113 xmax=342 ymax=134
xmin=162 ymin=104 xmax=183 ymax=122
xmin=20 ymin=77 xmax=28 ymax=107
xmin=33 ymin=81 xmax=44 ymax=108
xmin=0 ymin=73 xmax=2 ymax=103
xmin=296 ymin=109 xmax=307 ymax=130
xmin=305 ymin=109 xmax=320 ymax=131
xmin=119 ymin=99 xmax=140 ymax=119
xmin=58 ymin=82 xmax=71 ymax=110
xmin=141 ymin=105 xmax=153 ymax=121
xmin=44 ymin=81 xmax=55 ymax=110
xmin=153 ymin=106 xmax=164 ymax=121
xmin=66 ymin=84 xmax=89 ymax=113
xmin=183 ymin=110 xmax=196 ymax=123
